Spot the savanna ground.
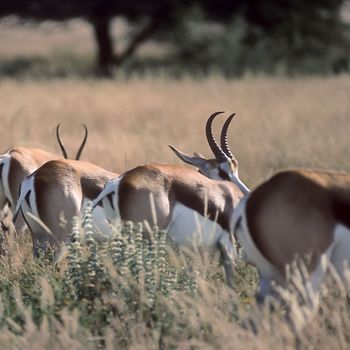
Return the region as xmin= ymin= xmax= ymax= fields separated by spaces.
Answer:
xmin=1 ymin=19 xmax=350 ymax=349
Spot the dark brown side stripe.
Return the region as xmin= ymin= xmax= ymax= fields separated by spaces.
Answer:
xmin=25 ymin=191 xmax=32 ymax=210
xmin=107 ymin=192 xmax=115 ymax=211
xmin=171 ymin=182 xmax=235 ymax=232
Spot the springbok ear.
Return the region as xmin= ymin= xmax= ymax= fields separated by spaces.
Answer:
xmin=168 ymin=145 xmax=208 ymax=168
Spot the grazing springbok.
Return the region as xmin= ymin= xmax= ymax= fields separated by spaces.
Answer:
xmin=14 ymin=159 xmax=118 ymax=256
xmin=230 ymin=169 xmax=350 ymax=305
xmin=0 ymin=124 xmax=88 ymax=233
xmin=93 ymin=112 xmax=250 ymax=287
xmin=94 ymin=164 xmax=245 ymax=287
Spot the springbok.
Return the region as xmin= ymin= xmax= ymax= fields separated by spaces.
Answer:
xmin=230 ymin=168 xmax=350 ymax=305
xmin=14 ymin=158 xmax=118 ymax=256
xmin=93 ymin=112 xmax=250 ymax=287
xmin=94 ymin=164 xmax=245 ymax=287
xmin=0 ymin=124 xmax=88 ymax=233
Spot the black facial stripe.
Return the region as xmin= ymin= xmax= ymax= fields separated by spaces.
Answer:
xmin=218 ymin=168 xmax=230 ymax=181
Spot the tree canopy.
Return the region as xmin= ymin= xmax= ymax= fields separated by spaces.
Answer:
xmin=0 ymin=0 xmax=347 ymax=76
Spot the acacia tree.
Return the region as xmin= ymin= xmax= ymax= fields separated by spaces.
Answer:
xmin=0 ymin=0 xmax=180 ymax=75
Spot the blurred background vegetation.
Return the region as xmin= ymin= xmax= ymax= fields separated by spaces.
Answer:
xmin=0 ymin=0 xmax=350 ymax=78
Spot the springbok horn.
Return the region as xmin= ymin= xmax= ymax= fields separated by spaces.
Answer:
xmin=205 ymin=111 xmax=228 ymax=161
xmin=56 ymin=124 xmax=68 ymax=159
xmin=220 ymin=113 xmax=236 ymax=159
xmin=75 ymin=124 xmax=88 ymax=160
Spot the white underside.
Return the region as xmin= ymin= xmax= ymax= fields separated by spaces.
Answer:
xmin=167 ymin=203 xmax=226 ymax=246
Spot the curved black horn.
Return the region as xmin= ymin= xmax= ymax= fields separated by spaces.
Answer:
xmin=205 ymin=111 xmax=228 ymax=161
xmin=56 ymin=124 xmax=68 ymax=159
xmin=220 ymin=113 xmax=236 ymax=159
xmin=75 ymin=124 xmax=88 ymax=160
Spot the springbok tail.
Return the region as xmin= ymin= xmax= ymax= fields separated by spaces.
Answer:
xmin=92 ymin=177 xmax=122 ymax=223
xmin=92 ymin=177 xmax=120 ymax=209
xmin=13 ymin=175 xmax=34 ymax=223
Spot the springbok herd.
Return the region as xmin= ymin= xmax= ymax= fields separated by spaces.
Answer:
xmin=1 ymin=112 xmax=350 ymax=309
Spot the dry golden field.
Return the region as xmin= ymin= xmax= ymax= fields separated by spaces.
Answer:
xmin=2 ymin=75 xmax=350 ymax=348
xmin=1 ymin=75 xmax=350 ymax=188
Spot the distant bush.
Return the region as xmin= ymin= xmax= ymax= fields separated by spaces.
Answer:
xmin=0 ymin=51 xmax=94 ymax=79
xmin=169 ymin=8 xmax=350 ymax=77
xmin=0 ymin=12 xmax=348 ymax=79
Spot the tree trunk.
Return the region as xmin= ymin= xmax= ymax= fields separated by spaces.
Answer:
xmin=91 ymin=17 xmax=114 ymax=77
xmin=116 ymin=14 xmax=167 ymax=66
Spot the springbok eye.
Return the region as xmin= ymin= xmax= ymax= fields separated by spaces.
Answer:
xmin=218 ymin=168 xmax=230 ymax=181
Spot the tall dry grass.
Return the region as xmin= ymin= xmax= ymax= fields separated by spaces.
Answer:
xmin=0 ymin=217 xmax=349 ymax=350
xmin=0 ymin=75 xmax=350 ymax=186
xmin=1 ymin=63 xmax=350 ymax=350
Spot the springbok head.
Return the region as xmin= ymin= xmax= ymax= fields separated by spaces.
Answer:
xmin=169 ymin=111 xmax=249 ymax=194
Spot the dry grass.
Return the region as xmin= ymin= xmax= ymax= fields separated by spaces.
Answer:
xmin=1 ymin=75 xmax=350 ymax=187
xmin=0 ymin=75 xmax=350 ymax=348
xmin=0 ymin=222 xmax=349 ymax=350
